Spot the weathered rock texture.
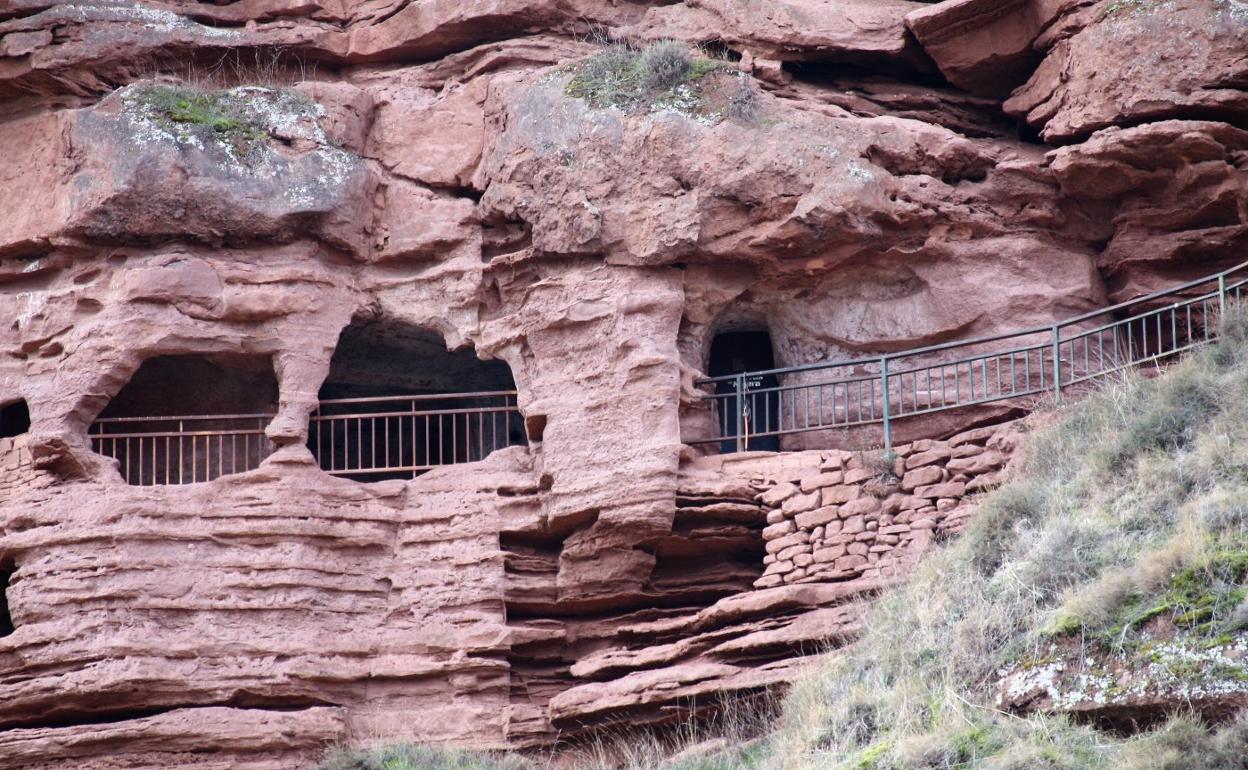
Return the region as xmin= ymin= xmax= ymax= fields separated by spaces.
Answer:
xmin=1 ymin=0 xmax=1246 ymax=765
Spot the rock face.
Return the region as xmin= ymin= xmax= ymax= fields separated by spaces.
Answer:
xmin=1 ymin=0 xmax=1246 ymax=766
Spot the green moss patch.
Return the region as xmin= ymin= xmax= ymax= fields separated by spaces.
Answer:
xmin=136 ymin=85 xmax=269 ymax=154
xmin=1107 ymin=543 xmax=1248 ymax=644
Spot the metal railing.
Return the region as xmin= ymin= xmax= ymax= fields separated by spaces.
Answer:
xmin=695 ymin=261 xmax=1248 ymax=452
xmin=308 ymin=391 xmax=525 ymax=480
xmin=91 ymin=413 xmax=275 ymax=486
xmin=91 ymin=391 xmax=525 ymax=485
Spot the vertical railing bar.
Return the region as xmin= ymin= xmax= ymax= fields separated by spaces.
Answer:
xmin=1051 ymin=325 xmax=1061 ymax=399
xmin=1219 ymin=273 xmax=1227 ymax=328
xmin=1155 ymin=310 xmax=1161 ymax=359
xmin=734 ymin=375 xmax=745 ymax=453
xmin=880 ymin=356 xmax=891 ymax=448
xmin=764 ymin=386 xmax=771 ymax=440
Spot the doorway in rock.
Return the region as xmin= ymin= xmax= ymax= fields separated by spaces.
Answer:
xmin=0 ymin=400 xmax=30 ymax=439
xmin=311 ymin=318 xmax=526 ymax=482
xmin=90 ymin=354 xmax=279 ymax=485
xmin=0 ymin=564 xmax=14 ymax=637
xmin=708 ymin=330 xmax=780 ymax=452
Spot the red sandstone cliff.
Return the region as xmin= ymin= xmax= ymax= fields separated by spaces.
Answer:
xmin=0 ymin=0 xmax=1245 ymax=766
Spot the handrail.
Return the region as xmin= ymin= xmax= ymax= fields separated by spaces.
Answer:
xmin=694 ymin=260 xmax=1248 ymax=451
xmin=90 ymin=390 xmax=525 ymax=485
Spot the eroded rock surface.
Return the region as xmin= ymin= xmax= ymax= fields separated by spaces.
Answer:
xmin=1 ymin=0 xmax=1246 ymax=765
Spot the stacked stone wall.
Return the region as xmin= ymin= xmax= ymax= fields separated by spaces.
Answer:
xmin=754 ymin=421 xmax=1026 ymax=588
xmin=0 ymin=435 xmax=50 ymax=499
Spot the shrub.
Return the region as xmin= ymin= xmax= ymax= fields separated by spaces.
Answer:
xmin=726 ymin=78 xmax=758 ymax=123
xmin=638 ymin=40 xmax=691 ymax=91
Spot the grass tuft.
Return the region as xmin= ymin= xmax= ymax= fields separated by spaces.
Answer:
xmin=318 ymin=744 xmax=528 ymax=770
xmin=638 ymin=40 xmax=692 ymax=91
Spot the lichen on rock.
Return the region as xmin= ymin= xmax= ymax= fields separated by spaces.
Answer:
xmin=119 ymin=83 xmax=355 ymax=177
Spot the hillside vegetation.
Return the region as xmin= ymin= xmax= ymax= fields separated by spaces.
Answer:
xmin=322 ymin=312 xmax=1248 ymax=769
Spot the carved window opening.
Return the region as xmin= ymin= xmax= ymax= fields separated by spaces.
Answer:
xmin=0 ymin=563 xmax=14 ymax=637
xmin=708 ymin=330 xmax=781 ymax=452
xmin=90 ymin=354 xmax=279 ymax=485
xmin=310 ymin=317 xmax=526 ymax=482
xmin=0 ymin=400 xmax=30 ymax=439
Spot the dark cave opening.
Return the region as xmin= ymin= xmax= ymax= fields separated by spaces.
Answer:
xmin=92 ymin=354 xmax=279 ymax=485
xmin=708 ymin=330 xmax=781 ymax=453
xmin=0 ymin=564 xmax=15 ymax=638
xmin=0 ymin=399 xmax=30 ymax=439
xmin=312 ymin=317 xmax=527 ymax=482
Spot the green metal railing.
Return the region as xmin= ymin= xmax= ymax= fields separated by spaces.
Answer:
xmin=695 ymin=261 xmax=1248 ymax=452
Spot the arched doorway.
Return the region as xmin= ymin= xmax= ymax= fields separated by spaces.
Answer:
xmin=707 ymin=330 xmax=780 ymax=452
xmin=311 ymin=317 xmax=526 ymax=482
xmin=90 ymin=354 xmax=278 ymax=485
xmin=0 ymin=562 xmax=13 ymax=638
xmin=0 ymin=400 xmax=30 ymax=439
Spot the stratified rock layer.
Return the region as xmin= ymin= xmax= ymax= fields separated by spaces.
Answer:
xmin=1 ymin=0 xmax=1246 ymax=765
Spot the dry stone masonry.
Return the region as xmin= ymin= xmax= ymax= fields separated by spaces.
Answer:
xmin=754 ymin=423 xmax=1024 ymax=589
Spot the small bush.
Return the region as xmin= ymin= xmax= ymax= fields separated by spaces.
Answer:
xmin=638 ymin=40 xmax=691 ymax=91
xmin=726 ymin=78 xmax=758 ymax=123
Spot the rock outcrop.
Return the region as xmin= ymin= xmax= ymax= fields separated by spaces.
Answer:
xmin=1 ymin=0 xmax=1246 ymax=766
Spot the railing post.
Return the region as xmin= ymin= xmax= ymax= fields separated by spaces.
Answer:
xmin=1219 ymin=273 xmax=1227 ymax=332
xmin=880 ymin=356 xmax=892 ymax=449
xmin=1051 ymin=325 xmax=1062 ymax=401
xmin=734 ymin=374 xmax=746 ymax=453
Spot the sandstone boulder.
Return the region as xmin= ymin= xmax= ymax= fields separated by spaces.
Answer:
xmin=1005 ymin=0 xmax=1248 ymax=142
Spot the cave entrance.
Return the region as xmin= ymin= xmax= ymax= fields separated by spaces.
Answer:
xmin=90 ymin=354 xmax=279 ymax=485
xmin=708 ymin=330 xmax=780 ymax=452
xmin=0 ymin=400 xmax=30 ymax=439
xmin=311 ymin=317 xmax=526 ymax=482
xmin=0 ymin=563 xmax=14 ymax=638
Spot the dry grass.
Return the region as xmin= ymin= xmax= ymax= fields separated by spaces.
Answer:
xmin=318 ymin=696 xmax=778 ymax=770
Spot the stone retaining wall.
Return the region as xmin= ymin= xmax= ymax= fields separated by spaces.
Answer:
xmin=754 ymin=422 xmax=1026 ymax=588
xmin=0 ymin=435 xmax=49 ymax=498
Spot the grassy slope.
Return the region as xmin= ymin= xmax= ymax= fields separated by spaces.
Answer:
xmin=321 ymin=316 xmax=1248 ymax=769
xmin=769 ymin=313 xmax=1248 ymax=770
